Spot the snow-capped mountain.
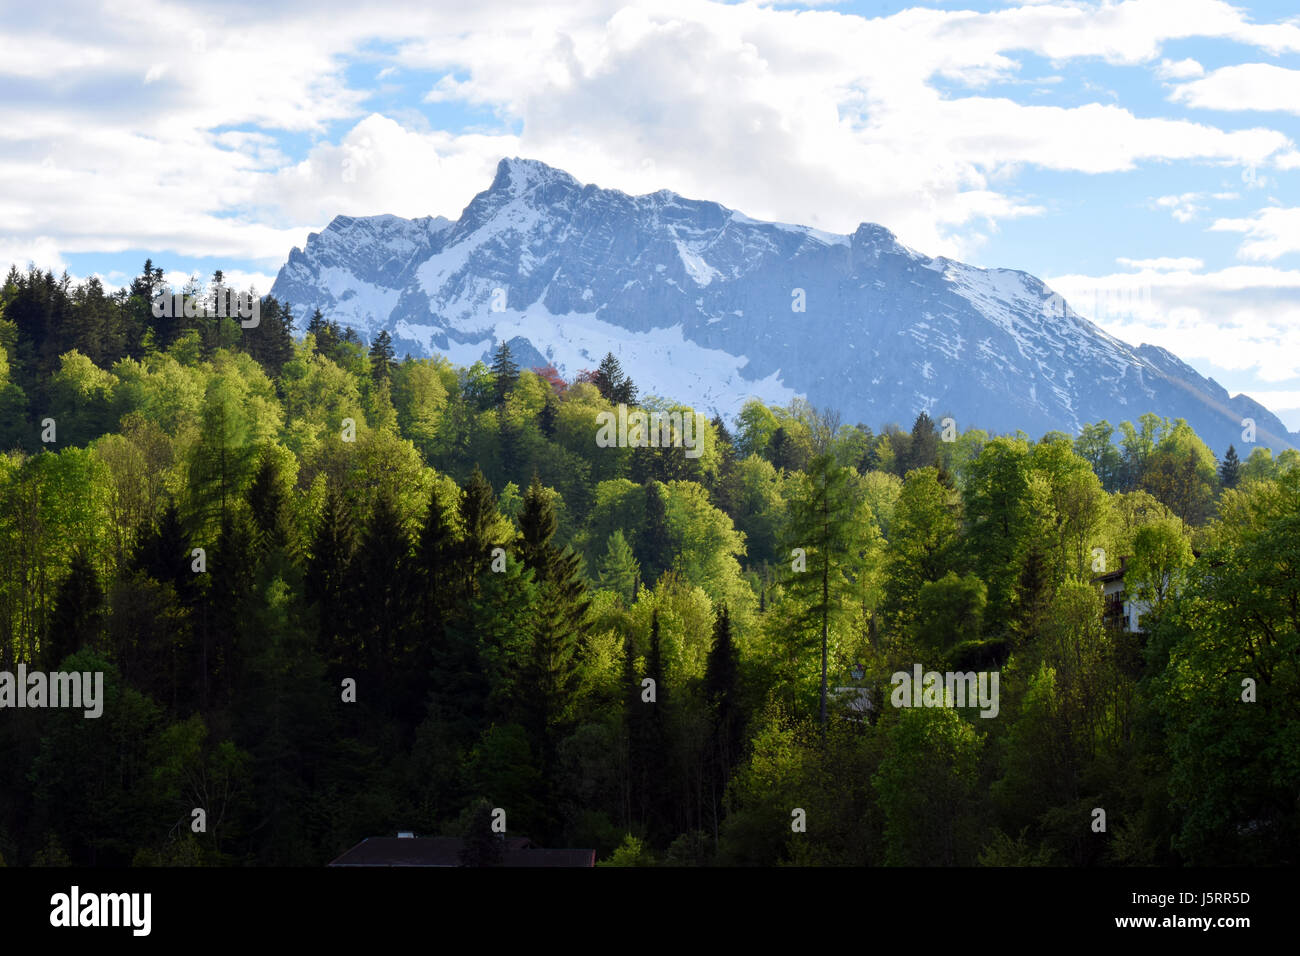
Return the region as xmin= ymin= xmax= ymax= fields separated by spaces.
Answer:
xmin=271 ymin=157 xmax=1298 ymax=452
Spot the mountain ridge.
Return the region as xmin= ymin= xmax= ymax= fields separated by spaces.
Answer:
xmin=271 ymin=157 xmax=1298 ymax=452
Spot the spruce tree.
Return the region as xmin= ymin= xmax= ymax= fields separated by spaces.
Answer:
xmin=636 ymin=481 xmax=673 ymax=586
xmin=783 ymin=451 xmax=855 ymax=732
xmin=538 ymin=395 xmax=558 ymax=440
xmin=45 ymin=549 xmax=104 ymax=668
xmin=907 ymin=411 xmax=940 ymax=473
xmin=458 ymin=466 xmax=502 ymax=597
xmin=516 ymin=476 xmax=590 ymax=768
xmin=134 ymin=499 xmax=194 ymax=601
xmin=597 ymin=529 xmax=640 ymax=603
xmin=305 ymin=484 xmax=357 ymax=660
xmin=490 ymin=340 xmax=519 ymax=405
xmin=248 ymin=452 xmax=289 ymax=555
xmin=703 ymin=604 xmax=742 ymax=840
xmin=594 ymin=351 xmax=638 ymax=404
xmin=1219 ymin=444 xmax=1241 ymax=489
xmin=368 ymin=329 xmax=396 ymax=387
xmin=644 ymin=611 xmax=672 ymax=840
xmin=413 ymin=481 xmax=457 ymax=626
xmin=347 ymin=491 xmax=414 ymax=691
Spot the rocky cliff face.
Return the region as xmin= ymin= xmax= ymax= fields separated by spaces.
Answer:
xmin=272 ymin=157 xmax=1297 ymax=451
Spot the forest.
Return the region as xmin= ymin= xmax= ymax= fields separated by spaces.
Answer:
xmin=0 ymin=262 xmax=1296 ymax=867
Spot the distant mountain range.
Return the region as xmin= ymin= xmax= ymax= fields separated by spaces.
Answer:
xmin=271 ymin=157 xmax=1298 ymax=452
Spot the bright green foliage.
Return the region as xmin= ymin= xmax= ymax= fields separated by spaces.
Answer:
xmin=0 ymin=263 xmax=1295 ymax=867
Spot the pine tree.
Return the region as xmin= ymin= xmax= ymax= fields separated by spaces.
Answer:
xmin=248 ymin=452 xmax=289 ymax=555
xmin=134 ymin=499 xmax=194 ymax=601
xmin=516 ymin=476 xmax=590 ymax=768
xmin=907 ymin=411 xmax=940 ymax=474
xmin=490 ymin=340 xmax=519 ymax=405
xmin=636 ymin=481 xmax=673 ymax=586
xmin=306 ymin=308 xmax=327 ymax=346
xmin=597 ymin=529 xmax=640 ymax=603
xmin=1219 ymin=444 xmax=1241 ymax=489
xmin=207 ymin=509 xmax=257 ymax=709
xmin=538 ymin=395 xmax=558 ymax=440
xmin=620 ymin=632 xmax=643 ymax=831
xmin=368 ymin=329 xmax=396 ymax=387
xmin=414 ymin=482 xmax=457 ymax=626
xmin=347 ymin=491 xmax=414 ymax=691
xmin=45 ymin=549 xmax=104 ymax=667
xmin=253 ymin=299 xmax=294 ymax=378
xmin=703 ymin=604 xmax=742 ymax=841
xmin=458 ymin=466 xmax=502 ymax=597
xmin=305 ymin=484 xmax=357 ymax=660
xmin=594 ymin=352 xmax=637 ymax=404
xmin=783 ymin=451 xmax=855 ymax=731
xmin=644 ymin=611 xmax=672 ymax=841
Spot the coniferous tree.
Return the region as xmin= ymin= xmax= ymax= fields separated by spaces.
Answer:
xmin=1219 ymin=444 xmax=1241 ymax=489
xmin=368 ymin=329 xmax=396 ymax=387
xmin=248 ymin=452 xmax=289 ymax=556
xmin=906 ymin=411 xmax=941 ymax=473
xmin=703 ymin=604 xmax=742 ymax=841
xmin=594 ymin=352 xmax=637 ymax=405
xmin=305 ymin=484 xmax=357 ymax=661
xmin=458 ymin=466 xmax=502 ymax=598
xmin=134 ymin=499 xmax=194 ymax=601
xmin=538 ymin=395 xmax=558 ymax=440
xmin=206 ymin=509 xmax=257 ymax=709
xmin=413 ymin=482 xmax=456 ymax=628
xmin=597 ymin=529 xmax=640 ymax=603
xmin=347 ymin=491 xmax=414 ymax=694
xmin=636 ymin=481 xmax=673 ymax=585
xmin=783 ymin=451 xmax=855 ymax=731
xmin=45 ymin=549 xmax=104 ymax=668
xmin=644 ymin=611 xmax=672 ymax=841
xmin=490 ymin=340 xmax=519 ymax=405
xmin=305 ymin=308 xmax=328 ymax=347
xmin=516 ymin=476 xmax=590 ymax=771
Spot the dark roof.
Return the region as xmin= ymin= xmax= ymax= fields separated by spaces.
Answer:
xmin=328 ymin=837 xmax=595 ymax=868
xmin=1092 ymin=555 xmax=1130 ymax=584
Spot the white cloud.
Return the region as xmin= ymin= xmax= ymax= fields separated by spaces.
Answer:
xmin=268 ymin=114 xmax=517 ymax=226
xmin=1153 ymin=193 xmax=1207 ymax=223
xmin=1 ymin=0 xmax=1299 ymax=273
xmin=0 ymin=235 xmax=67 ymax=273
xmin=1157 ymin=57 xmax=1204 ymax=80
xmin=1211 ymin=205 xmax=1300 ymax=261
xmin=1171 ymin=63 xmax=1300 ymax=114
xmin=1116 ymin=256 xmax=1203 ymax=270
xmin=1047 ymin=265 xmax=1300 ymax=383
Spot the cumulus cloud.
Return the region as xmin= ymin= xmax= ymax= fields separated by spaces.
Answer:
xmin=1156 ymin=57 xmax=1204 ymax=80
xmin=1047 ymin=265 xmax=1300 ymax=383
xmin=1 ymin=0 xmax=1299 ymax=276
xmin=1211 ymin=205 xmax=1300 ymax=261
xmin=1170 ymin=63 xmax=1300 ymax=114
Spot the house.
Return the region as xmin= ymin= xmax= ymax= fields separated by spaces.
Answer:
xmin=1094 ymin=556 xmax=1149 ymax=633
xmin=328 ymin=833 xmax=596 ymax=867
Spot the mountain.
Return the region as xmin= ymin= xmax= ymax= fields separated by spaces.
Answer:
xmin=271 ymin=158 xmax=1298 ymax=452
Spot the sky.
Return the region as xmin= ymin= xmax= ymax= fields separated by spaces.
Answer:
xmin=2 ymin=0 xmax=1298 ymax=428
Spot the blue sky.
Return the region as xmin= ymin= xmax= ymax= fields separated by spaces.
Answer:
xmin=2 ymin=0 xmax=1299 ymax=426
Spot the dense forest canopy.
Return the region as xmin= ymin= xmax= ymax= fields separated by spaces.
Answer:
xmin=0 ymin=263 xmax=1296 ymax=867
